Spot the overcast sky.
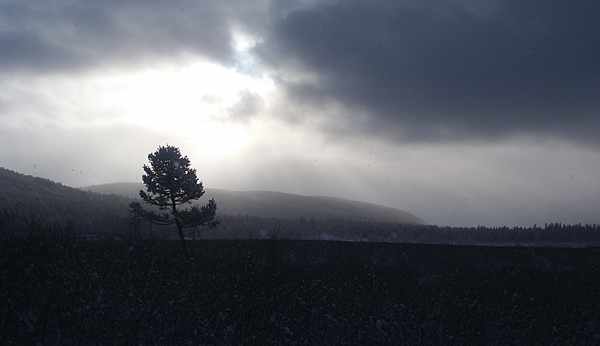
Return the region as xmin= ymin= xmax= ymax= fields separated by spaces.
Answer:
xmin=2 ymin=0 xmax=600 ymax=227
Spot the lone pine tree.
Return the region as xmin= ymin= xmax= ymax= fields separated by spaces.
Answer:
xmin=139 ymin=145 xmax=219 ymax=258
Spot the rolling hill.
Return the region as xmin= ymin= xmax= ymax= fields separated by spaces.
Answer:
xmin=0 ymin=167 xmax=423 ymax=240
xmin=3 ymin=167 xmax=600 ymax=245
xmin=0 ymin=167 xmax=130 ymax=235
xmin=82 ymin=182 xmax=425 ymax=224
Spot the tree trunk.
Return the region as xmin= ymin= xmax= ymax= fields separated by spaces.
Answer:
xmin=172 ymin=199 xmax=189 ymax=260
xmin=176 ymin=219 xmax=189 ymax=260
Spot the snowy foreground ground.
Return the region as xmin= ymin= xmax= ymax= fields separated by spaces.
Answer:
xmin=2 ymin=238 xmax=599 ymax=345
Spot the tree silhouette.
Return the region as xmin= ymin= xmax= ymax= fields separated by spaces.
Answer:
xmin=139 ymin=145 xmax=219 ymax=258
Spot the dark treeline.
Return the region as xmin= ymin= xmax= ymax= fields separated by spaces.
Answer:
xmin=3 ymin=204 xmax=600 ymax=246
xmin=198 ymin=215 xmax=600 ymax=246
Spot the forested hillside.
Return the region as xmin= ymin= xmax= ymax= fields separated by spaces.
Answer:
xmin=3 ymin=167 xmax=600 ymax=246
xmin=82 ymin=183 xmax=425 ymax=224
xmin=0 ymin=168 xmax=130 ymax=236
xmin=81 ymin=182 xmax=600 ymax=246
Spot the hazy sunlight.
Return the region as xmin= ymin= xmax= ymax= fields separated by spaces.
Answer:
xmin=100 ymin=60 xmax=272 ymax=156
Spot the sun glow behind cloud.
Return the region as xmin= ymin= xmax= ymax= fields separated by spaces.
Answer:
xmin=98 ymin=59 xmax=273 ymax=157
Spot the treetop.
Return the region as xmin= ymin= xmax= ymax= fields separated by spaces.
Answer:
xmin=140 ymin=145 xmax=205 ymax=208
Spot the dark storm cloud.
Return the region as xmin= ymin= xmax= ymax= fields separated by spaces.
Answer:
xmin=0 ymin=0 xmax=248 ymax=74
xmin=4 ymin=0 xmax=600 ymax=144
xmin=258 ymin=0 xmax=600 ymax=144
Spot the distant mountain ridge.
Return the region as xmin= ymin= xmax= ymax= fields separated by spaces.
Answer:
xmin=82 ymin=183 xmax=425 ymax=224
